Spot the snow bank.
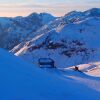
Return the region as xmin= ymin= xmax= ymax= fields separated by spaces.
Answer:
xmin=0 ymin=48 xmax=100 ymax=100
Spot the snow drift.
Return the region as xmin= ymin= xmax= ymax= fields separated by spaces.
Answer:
xmin=0 ymin=48 xmax=100 ymax=100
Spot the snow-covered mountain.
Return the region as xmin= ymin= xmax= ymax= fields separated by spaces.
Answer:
xmin=0 ymin=8 xmax=100 ymax=99
xmin=84 ymin=8 xmax=100 ymax=17
xmin=0 ymin=48 xmax=100 ymax=100
xmin=1 ymin=8 xmax=100 ymax=50
xmin=0 ymin=13 xmax=55 ymax=50
xmin=11 ymin=8 xmax=100 ymax=68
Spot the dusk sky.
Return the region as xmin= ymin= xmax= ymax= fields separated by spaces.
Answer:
xmin=0 ymin=0 xmax=100 ymax=17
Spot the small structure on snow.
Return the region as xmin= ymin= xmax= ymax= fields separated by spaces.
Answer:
xmin=38 ymin=58 xmax=55 ymax=68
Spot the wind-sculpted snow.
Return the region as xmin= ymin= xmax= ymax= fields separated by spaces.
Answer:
xmin=0 ymin=48 xmax=100 ymax=100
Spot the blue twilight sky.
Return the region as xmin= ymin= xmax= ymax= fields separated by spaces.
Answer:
xmin=0 ymin=0 xmax=100 ymax=17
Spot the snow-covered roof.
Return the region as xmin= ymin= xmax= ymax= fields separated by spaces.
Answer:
xmin=39 ymin=58 xmax=54 ymax=63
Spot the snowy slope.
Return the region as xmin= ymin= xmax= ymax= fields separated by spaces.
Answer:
xmin=0 ymin=48 xmax=100 ymax=100
xmin=73 ymin=62 xmax=100 ymax=77
xmin=10 ymin=8 xmax=100 ymax=79
xmin=1 ymin=8 xmax=100 ymax=50
xmin=0 ymin=13 xmax=55 ymax=50
xmin=11 ymin=16 xmax=100 ymax=68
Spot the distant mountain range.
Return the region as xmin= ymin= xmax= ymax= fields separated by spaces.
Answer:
xmin=10 ymin=8 xmax=100 ymax=68
xmin=0 ymin=8 xmax=100 ymax=50
xmin=0 ymin=13 xmax=55 ymax=49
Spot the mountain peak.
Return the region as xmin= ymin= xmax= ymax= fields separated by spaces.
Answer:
xmin=27 ymin=12 xmax=54 ymax=18
xmin=65 ymin=11 xmax=82 ymax=17
xmin=84 ymin=8 xmax=100 ymax=17
xmin=88 ymin=8 xmax=100 ymax=11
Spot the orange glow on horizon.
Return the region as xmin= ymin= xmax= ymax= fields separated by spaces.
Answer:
xmin=0 ymin=2 xmax=99 ymax=17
